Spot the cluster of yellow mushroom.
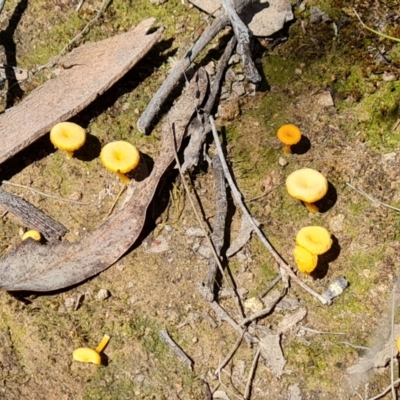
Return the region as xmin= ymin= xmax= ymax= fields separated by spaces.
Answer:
xmin=293 ymin=226 xmax=332 ymax=274
xmin=50 ymin=122 xmax=141 ymax=184
xmin=73 ymin=334 xmax=110 ymax=365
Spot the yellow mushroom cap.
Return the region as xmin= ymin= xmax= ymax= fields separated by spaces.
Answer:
xmin=22 ymin=230 xmax=41 ymax=241
xmin=50 ymin=122 xmax=86 ymax=152
xmin=277 ymin=124 xmax=302 ymax=145
xmin=72 ymin=348 xmax=102 ymax=365
xmin=293 ymin=245 xmax=318 ymax=274
xmin=296 ymin=226 xmax=332 ymax=255
xmin=100 ymin=141 xmax=140 ymax=174
xmin=397 ymin=336 xmax=400 ymax=353
xmin=286 ymin=168 xmax=328 ymax=203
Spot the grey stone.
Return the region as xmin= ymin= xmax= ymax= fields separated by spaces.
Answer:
xmin=189 ymin=0 xmax=294 ymax=37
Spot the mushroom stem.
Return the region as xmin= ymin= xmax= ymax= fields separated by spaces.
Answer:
xmin=304 ymin=202 xmax=319 ymax=214
xmin=95 ymin=334 xmax=110 ymax=353
xmin=283 ymin=145 xmax=291 ymax=155
xmin=66 ymin=151 xmax=74 ymax=159
xmin=117 ymin=171 xmax=131 ymax=185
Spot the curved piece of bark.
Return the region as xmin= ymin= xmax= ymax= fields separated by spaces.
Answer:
xmin=0 ymin=68 xmax=208 ymax=292
xmin=0 ymin=18 xmax=162 ymax=166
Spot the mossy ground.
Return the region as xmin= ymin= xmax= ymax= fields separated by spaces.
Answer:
xmin=0 ymin=0 xmax=400 ymax=399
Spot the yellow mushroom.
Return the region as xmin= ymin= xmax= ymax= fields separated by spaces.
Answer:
xmin=277 ymin=124 xmax=302 ymax=154
xmin=285 ymin=168 xmax=328 ymax=213
xmin=22 ymin=230 xmax=41 ymax=241
xmin=100 ymin=141 xmax=140 ymax=185
xmin=296 ymin=226 xmax=332 ymax=255
xmin=293 ymin=245 xmax=318 ymax=274
xmin=50 ymin=122 xmax=86 ymax=159
xmin=72 ymin=348 xmax=102 ymax=365
xmin=72 ymin=334 xmax=110 ymax=366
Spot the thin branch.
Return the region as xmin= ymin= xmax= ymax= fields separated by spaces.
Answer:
xmin=243 ymin=348 xmax=260 ymax=400
xmin=300 ymin=326 xmax=346 ymax=335
xmin=337 ymin=341 xmax=372 ymax=353
xmin=258 ymin=275 xmax=282 ymax=299
xmin=171 ymin=124 xmax=245 ymax=318
xmin=220 ymin=0 xmax=260 ymax=83
xmin=346 ymin=182 xmax=400 ymax=212
xmin=159 ymin=330 xmax=194 ymax=370
xmin=215 ymin=329 xmax=245 ymax=375
xmin=390 ymin=288 xmax=396 ymax=399
xmin=366 ymin=378 xmax=400 ymax=400
xmin=198 ymin=284 xmax=258 ymax=345
xmin=35 ymin=0 xmax=111 ymax=72
xmin=209 ymin=116 xmax=331 ymax=305
xmin=203 ymin=154 xmax=228 ymax=301
xmin=353 ymin=8 xmax=400 ymax=43
xmin=2 ymin=180 xmax=90 ymax=205
xmin=137 ymin=0 xmax=254 ymax=134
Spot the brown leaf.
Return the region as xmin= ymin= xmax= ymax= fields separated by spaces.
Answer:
xmin=0 ymin=18 xmax=162 ymax=165
xmin=0 ymin=68 xmax=208 ymax=292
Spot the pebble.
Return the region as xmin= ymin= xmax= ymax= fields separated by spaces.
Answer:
xmin=97 ymin=288 xmax=111 ymax=301
xmin=64 ymin=297 xmax=75 ymax=309
xmin=244 ymin=297 xmax=264 ymax=312
xmin=186 ymin=226 xmax=205 ymax=237
xmin=278 ymin=157 xmax=288 ymax=167
xmin=232 ymin=81 xmax=246 ymax=97
xmin=328 ymin=214 xmax=345 ymax=233
xmin=197 ymin=244 xmax=213 ymax=259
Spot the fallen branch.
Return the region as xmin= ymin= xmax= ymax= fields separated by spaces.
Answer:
xmin=209 ymin=116 xmax=331 ymax=305
xmin=0 ymin=188 xmax=68 ymax=241
xmin=182 ymin=35 xmax=237 ymax=172
xmin=137 ymin=0 xmax=254 ymax=134
xmin=203 ymin=154 xmax=228 ymax=301
xmin=221 ymin=0 xmax=260 ymax=83
xmin=197 ymin=283 xmax=258 ymax=345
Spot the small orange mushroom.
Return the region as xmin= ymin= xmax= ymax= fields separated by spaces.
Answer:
xmin=277 ymin=124 xmax=301 ymax=154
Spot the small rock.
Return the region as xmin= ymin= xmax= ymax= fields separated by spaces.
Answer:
xmin=64 ymin=297 xmax=75 ymax=309
xmin=278 ymin=157 xmax=288 ymax=166
xmin=328 ymin=214 xmax=345 ymax=233
xmin=309 ymin=6 xmax=331 ymax=24
xmin=69 ymin=191 xmax=82 ymax=201
xmin=228 ymin=54 xmax=240 ymax=65
xmin=204 ymin=61 xmax=216 ymax=76
xmin=316 ymin=90 xmax=334 ymax=107
xmin=146 ymin=235 xmax=169 ymax=253
xmin=383 ymin=72 xmax=396 ymax=82
xmin=186 ymin=226 xmax=205 ymax=237
xmin=97 ymin=288 xmax=111 ymax=301
xmin=295 ymin=68 xmax=302 ymax=75
xmin=244 ymin=297 xmax=264 ymax=312
xmin=232 ymin=81 xmax=246 ymax=97
xmin=197 ymin=244 xmax=213 ymax=259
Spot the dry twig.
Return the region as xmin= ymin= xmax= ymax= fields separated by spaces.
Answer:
xmin=215 ymin=329 xmax=245 ymax=375
xmin=137 ymin=0 xmax=254 ymax=133
xmin=35 ymin=0 xmax=111 ymax=72
xmin=209 ymin=116 xmax=331 ymax=305
xmin=159 ymin=330 xmax=194 ymax=370
xmin=346 ymin=182 xmax=400 ymax=213
xmin=243 ymin=348 xmax=260 ymax=400
xmin=220 ymin=0 xmax=260 ymax=83
xmin=2 ymin=180 xmax=90 ymax=205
